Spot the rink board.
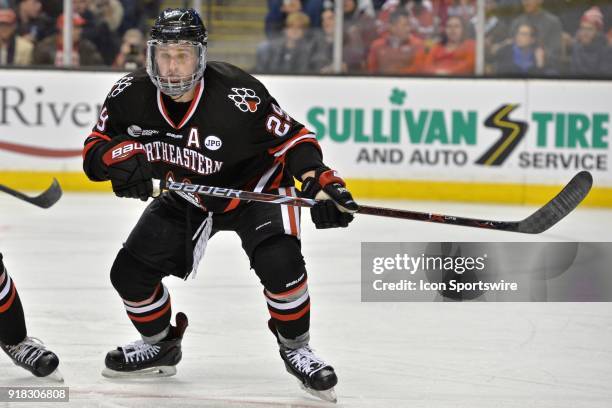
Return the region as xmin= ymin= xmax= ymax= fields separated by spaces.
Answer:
xmin=0 ymin=69 xmax=610 ymax=206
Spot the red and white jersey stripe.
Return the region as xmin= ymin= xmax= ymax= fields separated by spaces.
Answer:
xmin=279 ymin=187 xmax=300 ymax=239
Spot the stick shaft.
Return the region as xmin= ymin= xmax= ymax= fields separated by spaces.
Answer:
xmin=154 ymin=171 xmax=592 ymax=234
xmin=155 ymin=180 xmax=514 ymax=231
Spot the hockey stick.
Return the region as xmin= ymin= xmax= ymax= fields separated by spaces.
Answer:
xmin=0 ymin=178 xmax=63 ymax=209
xmin=153 ymin=171 xmax=592 ymax=234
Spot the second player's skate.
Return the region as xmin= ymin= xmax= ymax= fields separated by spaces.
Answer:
xmin=0 ymin=337 xmax=63 ymax=381
xmin=102 ymin=312 xmax=188 ymax=378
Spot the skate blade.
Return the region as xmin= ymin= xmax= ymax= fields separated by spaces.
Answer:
xmin=46 ymin=368 xmax=64 ymax=382
xmin=101 ymin=365 xmax=177 ymax=379
xmin=299 ymin=381 xmax=337 ymax=403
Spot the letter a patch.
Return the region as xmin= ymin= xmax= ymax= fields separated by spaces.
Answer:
xmin=187 ymin=127 xmax=200 ymax=149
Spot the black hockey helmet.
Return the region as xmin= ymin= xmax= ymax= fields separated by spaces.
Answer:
xmin=147 ymin=8 xmax=208 ymax=97
xmin=150 ymin=8 xmax=208 ymax=45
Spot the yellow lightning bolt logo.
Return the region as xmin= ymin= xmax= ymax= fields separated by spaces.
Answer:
xmin=476 ymin=104 xmax=528 ymax=166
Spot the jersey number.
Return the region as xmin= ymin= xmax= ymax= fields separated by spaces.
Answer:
xmin=265 ymin=104 xmax=291 ymax=137
xmin=96 ymin=107 xmax=109 ymax=132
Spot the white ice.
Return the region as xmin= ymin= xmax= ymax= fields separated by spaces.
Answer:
xmin=1 ymin=193 xmax=611 ymax=408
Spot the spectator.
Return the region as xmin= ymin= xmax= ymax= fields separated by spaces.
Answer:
xmin=436 ymin=0 xmax=476 ymax=28
xmin=351 ymin=0 xmax=376 ymax=17
xmin=140 ymin=0 xmax=161 ymax=20
xmin=256 ymin=11 xmax=317 ymax=73
xmin=378 ymin=0 xmax=437 ymax=40
xmin=91 ymin=0 xmax=124 ymax=32
xmin=116 ymin=0 xmax=159 ymax=35
xmin=266 ymin=0 xmax=305 ymax=38
xmin=311 ymin=8 xmax=344 ymax=73
xmin=550 ymin=0 xmax=612 ymax=39
xmin=446 ymin=0 xmax=476 ymax=20
xmin=312 ymin=9 xmax=363 ymax=74
xmin=112 ymin=27 xmax=145 ymax=70
xmin=41 ymin=0 xmax=62 ymax=19
xmin=266 ymin=0 xmax=346 ymax=37
xmin=0 ymin=7 xmax=33 ymax=65
xmin=482 ymin=0 xmax=510 ymax=70
xmin=373 ymin=0 xmax=386 ymax=10
xmin=344 ymin=0 xmax=378 ymax=71
xmin=367 ymin=10 xmax=425 ymax=74
xmin=73 ymin=0 xmax=122 ymax=65
xmin=117 ymin=0 xmax=140 ymax=34
xmin=570 ymin=6 xmax=612 ymax=77
xmin=304 ymin=0 xmax=324 ymax=27
xmin=15 ymin=0 xmax=53 ymax=43
xmin=32 ymin=13 xmax=103 ymax=66
xmin=509 ymin=0 xmax=561 ymax=73
xmin=423 ymin=15 xmax=475 ymax=75
xmin=494 ymin=23 xmax=544 ymax=75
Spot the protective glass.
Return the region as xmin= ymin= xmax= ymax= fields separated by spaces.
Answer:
xmin=146 ymin=40 xmax=207 ymax=97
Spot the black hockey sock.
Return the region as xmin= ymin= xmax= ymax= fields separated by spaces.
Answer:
xmin=111 ymin=248 xmax=172 ymax=338
xmin=0 ymin=265 xmax=27 ymax=345
xmin=122 ymin=283 xmax=172 ymax=338
xmin=265 ymin=287 xmax=310 ymax=343
xmin=253 ymin=235 xmax=311 ymax=342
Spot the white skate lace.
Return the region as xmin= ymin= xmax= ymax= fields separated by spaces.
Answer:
xmin=285 ymin=346 xmax=327 ymax=376
xmin=6 ymin=337 xmax=48 ymax=366
xmin=121 ymin=340 xmax=161 ymax=363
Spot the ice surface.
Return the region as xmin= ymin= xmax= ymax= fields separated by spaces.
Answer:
xmin=1 ymin=193 xmax=611 ymax=407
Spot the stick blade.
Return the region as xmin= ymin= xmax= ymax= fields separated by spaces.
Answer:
xmin=517 ymin=171 xmax=593 ymax=234
xmin=34 ymin=178 xmax=63 ymax=208
xmin=0 ymin=178 xmax=63 ymax=208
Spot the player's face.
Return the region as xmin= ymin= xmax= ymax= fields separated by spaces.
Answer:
xmin=155 ymin=43 xmax=198 ymax=80
xmin=147 ymin=39 xmax=206 ymax=97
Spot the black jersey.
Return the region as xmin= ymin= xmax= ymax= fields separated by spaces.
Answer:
xmin=83 ymin=62 xmax=321 ymax=213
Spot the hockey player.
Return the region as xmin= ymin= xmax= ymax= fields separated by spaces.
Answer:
xmin=0 ymin=253 xmax=62 ymax=381
xmin=82 ymin=8 xmax=357 ymax=402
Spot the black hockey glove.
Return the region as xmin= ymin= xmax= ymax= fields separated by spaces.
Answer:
xmin=300 ymin=167 xmax=359 ymax=229
xmin=102 ymin=137 xmax=153 ymax=201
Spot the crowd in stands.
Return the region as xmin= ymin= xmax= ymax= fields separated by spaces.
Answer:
xmin=0 ymin=0 xmax=159 ymax=69
xmin=0 ymin=0 xmax=611 ymax=77
xmin=257 ymin=0 xmax=612 ymax=76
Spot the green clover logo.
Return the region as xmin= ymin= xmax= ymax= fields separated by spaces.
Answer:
xmin=389 ymin=88 xmax=407 ymax=106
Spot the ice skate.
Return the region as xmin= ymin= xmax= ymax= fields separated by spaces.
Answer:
xmin=279 ymin=345 xmax=338 ymax=403
xmin=268 ymin=320 xmax=338 ymax=402
xmin=0 ymin=337 xmax=63 ymax=382
xmin=102 ymin=312 xmax=188 ymax=378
